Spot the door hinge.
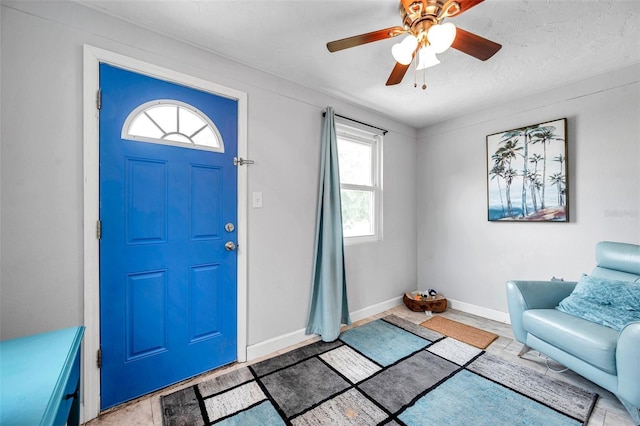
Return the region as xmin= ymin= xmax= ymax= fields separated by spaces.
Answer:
xmin=96 ymin=89 xmax=102 ymax=110
xmin=97 ymin=348 xmax=102 ymax=369
xmin=233 ymin=157 xmax=255 ymax=166
xmin=97 ymin=220 xmax=102 ymax=240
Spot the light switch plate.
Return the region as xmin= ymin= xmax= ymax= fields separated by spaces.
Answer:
xmin=252 ymin=192 xmax=263 ymax=208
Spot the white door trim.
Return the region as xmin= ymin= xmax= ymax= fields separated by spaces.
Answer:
xmin=82 ymin=45 xmax=248 ymax=422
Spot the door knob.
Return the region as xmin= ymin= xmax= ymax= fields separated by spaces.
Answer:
xmin=224 ymin=241 xmax=237 ymax=251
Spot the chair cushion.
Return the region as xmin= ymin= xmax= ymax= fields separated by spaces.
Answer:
xmin=556 ymin=274 xmax=640 ymax=331
xmin=522 ymin=309 xmax=618 ymax=375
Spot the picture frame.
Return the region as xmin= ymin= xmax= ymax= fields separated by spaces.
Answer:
xmin=486 ymin=118 xmax=568 ymax=222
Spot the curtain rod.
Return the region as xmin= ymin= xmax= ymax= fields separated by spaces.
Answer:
xmin=323 ymin=112 xmax=388 ymax=135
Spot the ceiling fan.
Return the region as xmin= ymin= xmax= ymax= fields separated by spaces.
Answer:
xmin=326 ymin=0 xmax=501 ymax=87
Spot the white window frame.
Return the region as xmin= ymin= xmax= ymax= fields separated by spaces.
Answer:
xmin=336 ymin=122 xmax=383 ymax=245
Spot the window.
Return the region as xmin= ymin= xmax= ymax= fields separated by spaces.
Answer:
xmin=122 ymin=100 xmax=224 ymax=152
xmin=336 ymin=123 xmax=382 ymax=243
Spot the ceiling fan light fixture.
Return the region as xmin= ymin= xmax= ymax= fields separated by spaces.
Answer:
xmin=326 ymin=0 xmax=502 ymax=87
xmin=392 ymin=34 xmax=418 ymax=65
xmin=415 ymin=45 xmax=440 ymax=70
xmin=427 ymin=22 xmax=457 ymax=53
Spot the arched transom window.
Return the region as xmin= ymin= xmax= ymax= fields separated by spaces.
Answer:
xmin=122 ymin=100 xmax=224 ymax=152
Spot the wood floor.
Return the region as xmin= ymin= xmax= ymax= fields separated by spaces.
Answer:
xmin=85 ymin=305 xmax=635 ymax=426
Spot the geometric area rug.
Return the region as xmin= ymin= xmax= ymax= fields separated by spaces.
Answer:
xmin=161 ymin=315 xmax=598 ymax=426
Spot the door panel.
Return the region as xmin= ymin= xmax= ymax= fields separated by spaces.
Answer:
xmin=126 ymin=270 xmax=167 ymax=360
xmin=190 ymin=264 xmax=222 ymax=341
xmin=99 ymin=63 xmax=238 ymax=409
xmin=127 ymin=159 xmax=168 ymax=244
xmin=190 ymin=165 xmax=222 ymax=240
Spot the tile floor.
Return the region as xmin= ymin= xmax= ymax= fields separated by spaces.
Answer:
xmin=84 ymin=305 xmax=635 ymax=426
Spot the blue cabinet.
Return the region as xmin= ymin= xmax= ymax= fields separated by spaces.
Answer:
xmin=0 ymin=326 xmax=85 ymax=425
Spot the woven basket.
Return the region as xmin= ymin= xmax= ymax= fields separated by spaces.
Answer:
xmin=402 ymin=292 xmax=447 ymax=313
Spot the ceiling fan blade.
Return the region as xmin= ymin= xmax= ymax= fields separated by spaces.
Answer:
xmin=386 ymin=62 xmax=411 ymax=86
xmin=451 ymin=27 xmax=502 ymax=61
xmin=327 ymin=26 xmax=405 ymax=52
xmin=450 ymin=0 xmax=484 ymax=16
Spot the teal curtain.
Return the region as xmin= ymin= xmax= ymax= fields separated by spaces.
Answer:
xmin=305 ymin=107 xmax=351 ymax=342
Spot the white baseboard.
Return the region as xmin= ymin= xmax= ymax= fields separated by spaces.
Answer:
xmin=246 ymin=296 xmax=509 ymax=361
xmin=349 ymin=295 xmax=403 ymax=323
xmin=446 ymin=298 xmax=511 ymax=324
xmin=246 ymin=326 xmax=317 ymax=362
xmin=246 ymin=296 xmax=403 ymax=361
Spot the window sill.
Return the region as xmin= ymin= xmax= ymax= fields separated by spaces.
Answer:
xmin=344 ymin=235 xmax=380 ymax=246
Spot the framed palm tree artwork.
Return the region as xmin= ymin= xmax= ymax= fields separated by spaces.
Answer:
xmin=486 ymin=118 xmax=568 ymax=222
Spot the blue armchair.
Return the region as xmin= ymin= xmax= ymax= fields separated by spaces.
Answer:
xmin=506 ymin=241 xmax=640 ymax=424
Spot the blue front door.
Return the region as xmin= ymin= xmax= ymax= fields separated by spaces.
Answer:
xmin=99 ymin=63 xmax=238 ymax=409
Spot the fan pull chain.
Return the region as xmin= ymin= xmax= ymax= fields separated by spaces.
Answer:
xmin=412 ymin=57 xmax=428 ymax=90
xmin=413 ymin=64 xmax=428 ymax=90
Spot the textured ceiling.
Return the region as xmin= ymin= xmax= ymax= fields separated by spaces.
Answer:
xmin=78 ymin=0 xmax=640 ymax=129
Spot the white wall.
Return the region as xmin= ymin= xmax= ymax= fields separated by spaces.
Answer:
xmin=3 ymin=0 xmax=637 ymax=368
xmin=0 ymin=2 xmax=417 ymax=346
xmin=416 ymin=64 xmax=640 ymax=319
xmin=0 ymin=4 xmax=3 ymax=296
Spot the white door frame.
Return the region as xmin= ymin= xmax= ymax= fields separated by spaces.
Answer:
xmin=82 ymin=45 xmax=248 ymax=422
